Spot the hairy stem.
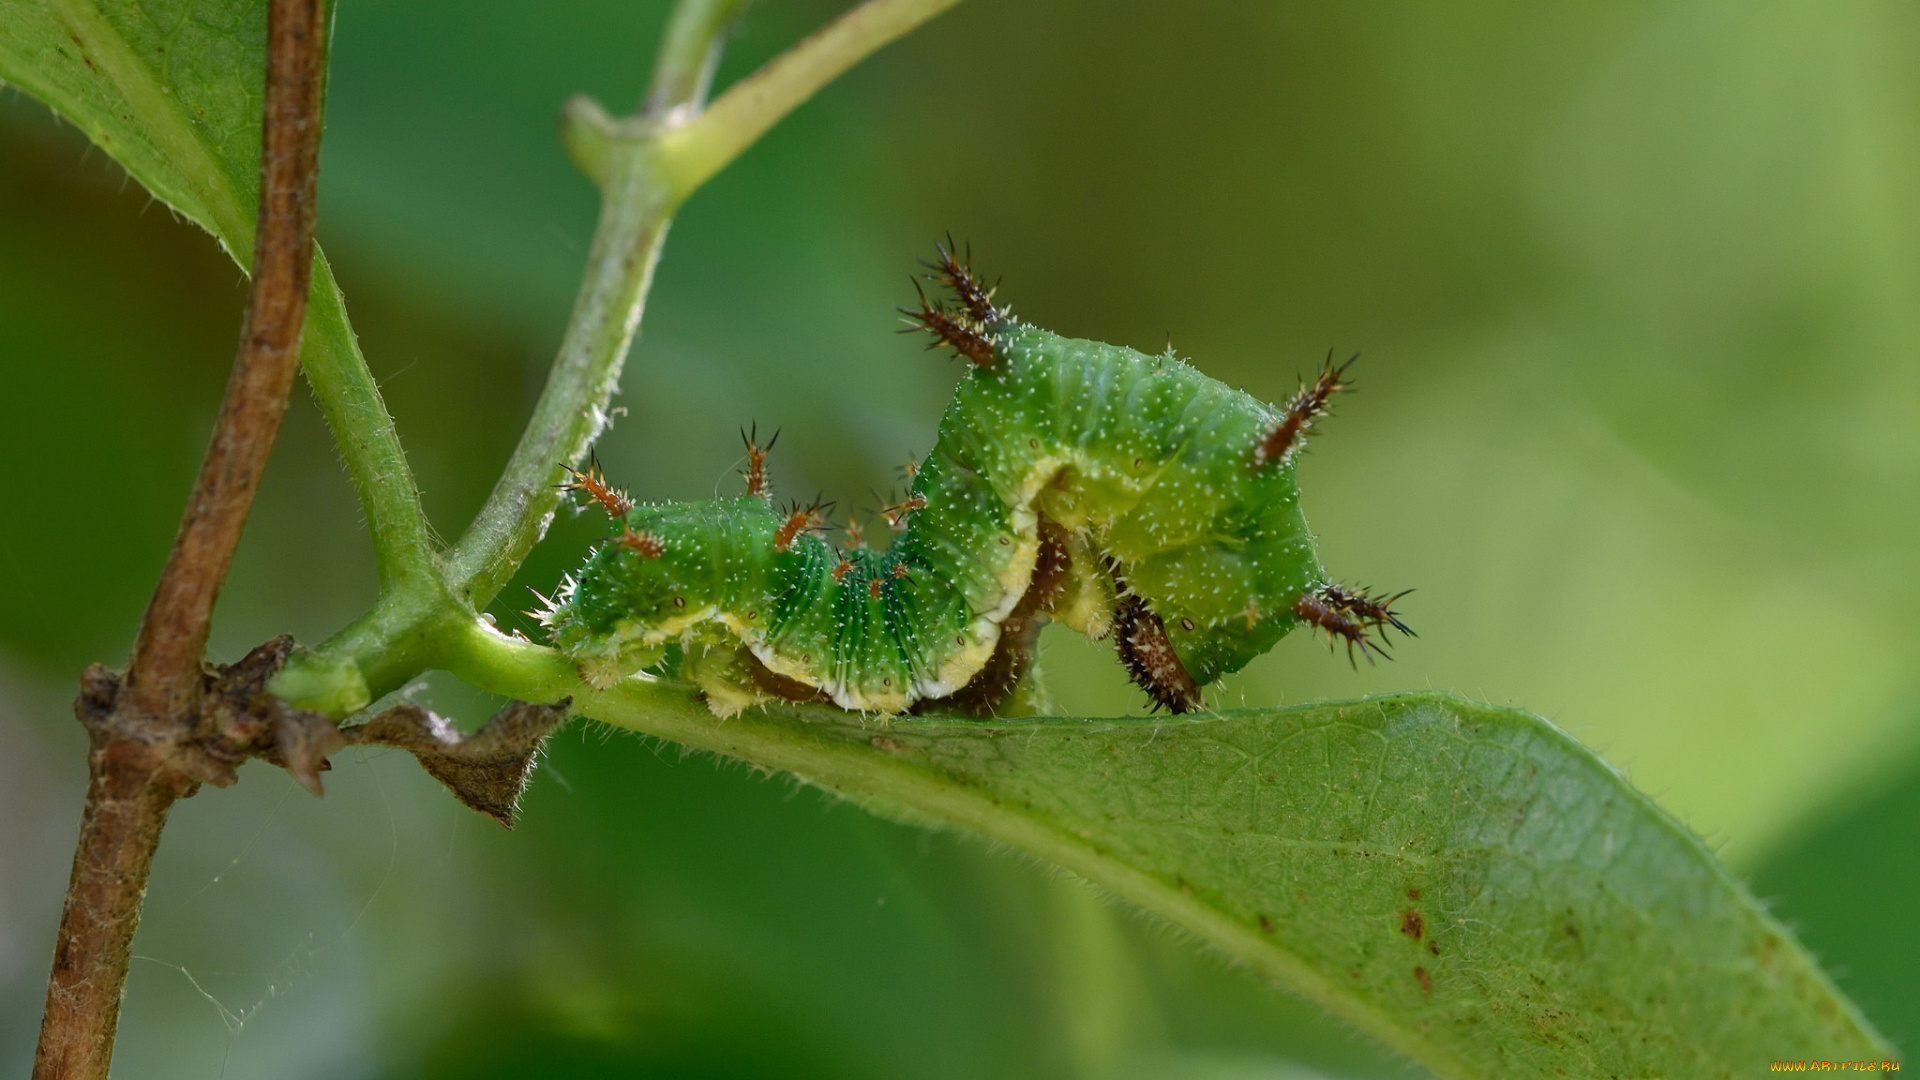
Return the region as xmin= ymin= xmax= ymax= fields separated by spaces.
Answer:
xmin=301 ymin=259 xmax=440 ymax=596
xmin=443 ymin=141 xmax=677 ymax=608
xmin=34 ymin=2 xmax=329 ymax=1076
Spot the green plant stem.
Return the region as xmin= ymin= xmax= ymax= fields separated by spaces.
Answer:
xmin=659 ymin=0 xmax=962 ymax=202
xmin=302 ymin=258 xmax=440 ymax=595
xmin=443 ymin=141 xmax=675 ymax=608
xmin=646 ymin=0 xmax=754 ymax=120
xmin=441 ymin=1 xmax=747 ymax=611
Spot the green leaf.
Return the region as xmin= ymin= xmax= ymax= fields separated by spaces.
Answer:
xmin=0 ymin=0 xmax=263 ymax=260
xmin=456 ymin=625 xmax=1890 ymax=1077
xmin=864 ymin=696 xmax=1892 ymax=1074
xmin=0 ymin=0 xmax=438 ymax=590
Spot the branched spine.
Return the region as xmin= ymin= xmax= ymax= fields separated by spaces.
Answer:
xmin=901 ymin=240 xmax=1006 ymax=367
xmin=1255 ymin=352 xmax=1355 ymax=468
xmin=561 ymin=452 xmax=635 ymax=517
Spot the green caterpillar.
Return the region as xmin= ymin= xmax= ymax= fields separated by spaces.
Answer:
xmin=540 ymin=248 xmax=1408 ymax=717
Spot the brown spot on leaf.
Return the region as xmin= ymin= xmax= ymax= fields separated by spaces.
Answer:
xmin=1413 ymin=966 xmax=1433 ymax=995
xmin=1399 ymin=909 xmax=1425 ymax=941
xmin=1406 ymin=887 xmax=1421 ymax=901
xmin=1258 ymin=914 xmax=1275 ymax=933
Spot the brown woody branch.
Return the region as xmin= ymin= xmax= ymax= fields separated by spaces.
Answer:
xmin=32 ymin=2 xmax=331 ymax=1077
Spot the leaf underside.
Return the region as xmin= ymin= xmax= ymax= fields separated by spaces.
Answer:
xmin=581 ymin=689 xmax=1889 ymax=1076
xmin=1 ymin=0 xmax=267 ymax=257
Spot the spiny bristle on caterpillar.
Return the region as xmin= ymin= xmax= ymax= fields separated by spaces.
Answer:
xmin=560 ymin=452 xmax=634 ymax=517
xmin=866 ymin=561 xmax=912 ymax=600
xmin=1102 ymin=558 xmax=1203 ymax=713
xmin=831 ymin=557 xmax=855 ymax=583
xmin=898 ymin=456 xmax=921 ymax=481
xmin=900 ymin=240 xmax=1006 ymax=367
xmin=773 ymin=497 xmax=833 ymax=552
xmin=740 ymin=423 xmax=778 ymax=499
xmin=1292 ymin=583 xmax=1411 ymax=667
xmin=1323 ymin=583 xmax=1416 ymax=638
xmin=878 ymin=492 xmax=927 ymax=531
xmin=843 ymin=519 xmax=867 ymax=550
xmin=924 ymin=239 xmax=1000 ymax=325
xmin=1255 ymin=351 xmax=1357 ymax=468
xmin=617 ymin=526 xmax=666 ymax=559
xmin=902 ymin=280 xmax=998 ymax=368
xmin=524 ymin=586 xmax=561 ymax=625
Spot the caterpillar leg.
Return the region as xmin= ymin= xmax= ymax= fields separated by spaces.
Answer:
xmin=1114 ymin=593 xmax=1204 ymax=714
xmin=1292 ymin=583 xmax=1413 ymax=666
xmin=682 ymin=644 xmax=777 ymax=719
xmin=1054 ymin=531 xmax=1118 ymax=641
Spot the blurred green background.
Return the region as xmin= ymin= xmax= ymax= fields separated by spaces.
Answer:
xmin=2 ymin=0 xmax=1917 ymax=1075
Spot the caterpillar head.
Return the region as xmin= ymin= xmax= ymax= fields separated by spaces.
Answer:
xmin=543 ymin=498 xmax=794 ymax=687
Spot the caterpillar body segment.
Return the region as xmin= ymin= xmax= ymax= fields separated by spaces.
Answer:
xmin=544 ymin=256 xmax=1405 ymax=716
